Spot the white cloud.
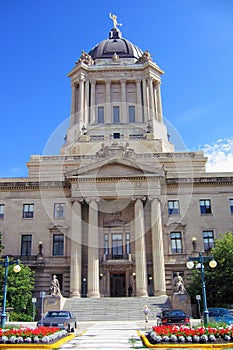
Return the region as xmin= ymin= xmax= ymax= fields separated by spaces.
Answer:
xmin=201 ymin=138 xmax=233 ymax=172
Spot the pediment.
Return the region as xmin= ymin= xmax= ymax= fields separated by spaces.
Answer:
xmin=65 ymin=158 xmax=164 ymax=179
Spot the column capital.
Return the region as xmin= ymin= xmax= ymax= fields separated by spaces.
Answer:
xmin=79 ymin=75 xmax=85 ymax=83
xmin=132 ymin=195 xmax=147 ymax=202
xmin=85 ymin=197 xmax=100 ymax=204
xmin=71 ymin=197 xmax=84 ymax=204
xmin=90 ymin=79 xmax=96 ymax=85
xmin=148 ymin=196 xmax=160 ymax=202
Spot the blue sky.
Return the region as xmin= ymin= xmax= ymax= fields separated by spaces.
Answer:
xmin=0 ymin=0 xmax=233 ymax=177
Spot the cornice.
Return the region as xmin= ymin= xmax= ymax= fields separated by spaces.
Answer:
xmin=70 ymin=174 xmax=163 ymax=183
xmin=0 ymin=180 xmax=70 ymax=191
xmin=166 ymin=176 xmax=233 ymax=187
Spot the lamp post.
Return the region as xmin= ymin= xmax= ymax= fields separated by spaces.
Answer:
xmin=187 ymin=238 xmax=217 ymax=326
xmin=148 ymin=276 xmax=153 ymax=296
xmin=32 ymin=297 xmax=37 ymax=321
xmin=0 ymin=256 xmax=21 ymax=328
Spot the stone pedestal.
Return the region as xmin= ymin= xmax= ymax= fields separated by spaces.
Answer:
xmin=43 ymin=295 xmax=66 ymax=314
xmin=171 ymin=292 xmax=192 ymax=317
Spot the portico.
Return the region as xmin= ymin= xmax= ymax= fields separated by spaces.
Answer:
xmin=67 ymin=152 xmax=166 ymax=298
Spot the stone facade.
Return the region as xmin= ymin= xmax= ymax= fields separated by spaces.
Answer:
xmin=0 ymin=21 xmax=233 ymax=300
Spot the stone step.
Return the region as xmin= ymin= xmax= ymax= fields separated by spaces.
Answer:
xmin=63 ymin=296 xmax=172 ymax=321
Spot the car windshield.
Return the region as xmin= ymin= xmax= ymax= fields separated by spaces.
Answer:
xmin=46 ymin=311 xmax=69 ymax=318
xmin=209 ymin=309 xmax=230 ymax=317
xmin=169 ymin=310 xmax=185 ymax=316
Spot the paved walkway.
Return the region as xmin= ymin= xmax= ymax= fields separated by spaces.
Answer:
xmin=59 ymin=320 xmax=149 ymax=349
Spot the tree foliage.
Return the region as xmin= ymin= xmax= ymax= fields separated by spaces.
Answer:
xmin=0 ymin=259 xmax=35 ymax=321
xmin=187 ymin=232 xmax=233 ymax=308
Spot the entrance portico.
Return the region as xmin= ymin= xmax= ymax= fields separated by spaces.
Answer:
xmin=68 ymin=151 xmax=166 ymax=298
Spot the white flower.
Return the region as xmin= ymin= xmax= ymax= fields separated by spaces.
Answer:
xmin=9 ymin=336 xmax=17 ymax=343
xmin=170 ymin=335 xmax=178 ymax=342
xmin=186 ymin=336 xmax=193 ymax=343
xmin=200 ymin=334 xmax=208 ymax=343
xmin=193 ymin=335 xmax=200 ymax=343
xmin=208 ymin=334 xmax=216 ymax=342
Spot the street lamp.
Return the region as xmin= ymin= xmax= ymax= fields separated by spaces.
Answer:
xmin=187 ymin=238 xmax=217 ymax=326
xmin=0 ymin=256 xmax=21 ymax=328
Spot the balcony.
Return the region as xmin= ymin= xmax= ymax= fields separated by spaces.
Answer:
xmin=102 ymin=253 xmax=134 ymax=266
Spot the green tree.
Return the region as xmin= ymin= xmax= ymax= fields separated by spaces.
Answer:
xmin=0 ymin=259 xmax=35 ymax=321
xmin=187 ymin=232 xmax=233 ymax=307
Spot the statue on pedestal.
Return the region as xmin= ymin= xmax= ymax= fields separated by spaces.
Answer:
xmin=50 ymin=275 xmax=62 ymax=296
xmin=173 ymin=272 xmax=185 ymax=294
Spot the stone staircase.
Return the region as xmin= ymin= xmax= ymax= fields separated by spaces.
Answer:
xmin=63 ymin=295 xmax=172 ymax=321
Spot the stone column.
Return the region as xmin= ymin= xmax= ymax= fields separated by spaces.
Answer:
xmin=136 ymin=79 xmax=143 ymax=122
xmin=121 ymin=80 xmax=127 ymax=123
xmin=149 ymin=196 xmax=166 ymax=294
xmin=142 ymin=79 xmax=148 ymax=122
xmin=105 ymin=80 xmax=111 ymax=123
xmin=87 ymin=198 xmax=100 ymax=298
xmin=90 ymin=79 xmax=96 ymax=124
xmin=133 ymin=196 xmax=148 ymax=297
xmin=78 ymin=76 xmax=85 ymax=123
xmin=70 ymin=83 xmax=76 ymax=126
xmin=149 ymin=77 xmax=155 ymax=120
xmin=70 ymin=198 xmax=83 ymax=297
xmin=84 ymin=80 xmax=90 ymax=125
xmin=156 ymin=82 xmax=163 ymax=122
xmin=153 ymin=81 xmax=158 ymax=121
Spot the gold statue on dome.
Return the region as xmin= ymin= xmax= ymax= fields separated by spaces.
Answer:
xmin=109 ymin=13 xmax=122 ymax=28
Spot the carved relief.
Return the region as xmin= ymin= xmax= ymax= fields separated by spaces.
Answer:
xmin=103 ymin=212 xmax=128 ymax=227
xmin=95 ymin=142 xmax=135 ymax=159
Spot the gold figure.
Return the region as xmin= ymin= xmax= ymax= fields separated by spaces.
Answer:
xmin=109 ymin=13 xmax=122 ymax=28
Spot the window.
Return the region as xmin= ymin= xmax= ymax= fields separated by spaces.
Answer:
xmin=170 ymin=232 xmax=182 ymax=253
xmin=22 ymin=204 xmax=34 ymax=218
xmin=200 ymin=199 xmax=212 ymax=214
xmin=128 ymin=106 xmax=135 ymax=122
xmin=53 ymin=234 xmax=64 ymax=256
xmin=112 ymin=234 xmax=123 ymax=258
xmin=168 ymin=200 xmax=180 ymax=215
xmin=230 ymin=199 xmax=233 ymax=214
xmin=104 ymin=234 xmax=109 ymax=255
xmin=0 ymin=204 xmax=5 ymax=219
xmin=113 ymin=132 xmax=120 ymax=139
xmin=203 ymin=231 xmax=214 ymax=252
xmin=113 ymin=106 xmax=120 ymax=123
xmin=54 ymin=203 xmax=65 ymax=219
xmin=125 ymin=233 xmax=130 ymax=254
xmin=97 ymin=106 xmax=104 ymax=123
xmin=21 ymin=235 xmax=32 ymax=256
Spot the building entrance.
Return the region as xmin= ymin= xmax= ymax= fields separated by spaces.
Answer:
xmin=110 ymin=273 xmax=126 ymax=297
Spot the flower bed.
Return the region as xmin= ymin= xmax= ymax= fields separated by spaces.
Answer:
xmin=0 ymin=326 xmax=69 ymax=345
xmin=141 ymin=325 xmax=233 ymax=348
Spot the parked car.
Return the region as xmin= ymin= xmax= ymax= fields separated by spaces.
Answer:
xmin=157 ymin=309 xmax=190 ymax=326
xmin=208 ymin=308 xmax=233 ymax=325
xmin=37 ymin=310 xmax=77 ymax=332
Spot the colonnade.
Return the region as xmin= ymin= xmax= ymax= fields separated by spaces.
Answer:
xmin=69 ymin=196 xmax=166 ymax=298
xmin=70 ymin=77 xmax=163 ymax=127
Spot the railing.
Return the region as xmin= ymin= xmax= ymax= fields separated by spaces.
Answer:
xmin=103 ymin=253 xmax=132 ymax=261
xmin=14 ymin=255 xmax=70 ymax=266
